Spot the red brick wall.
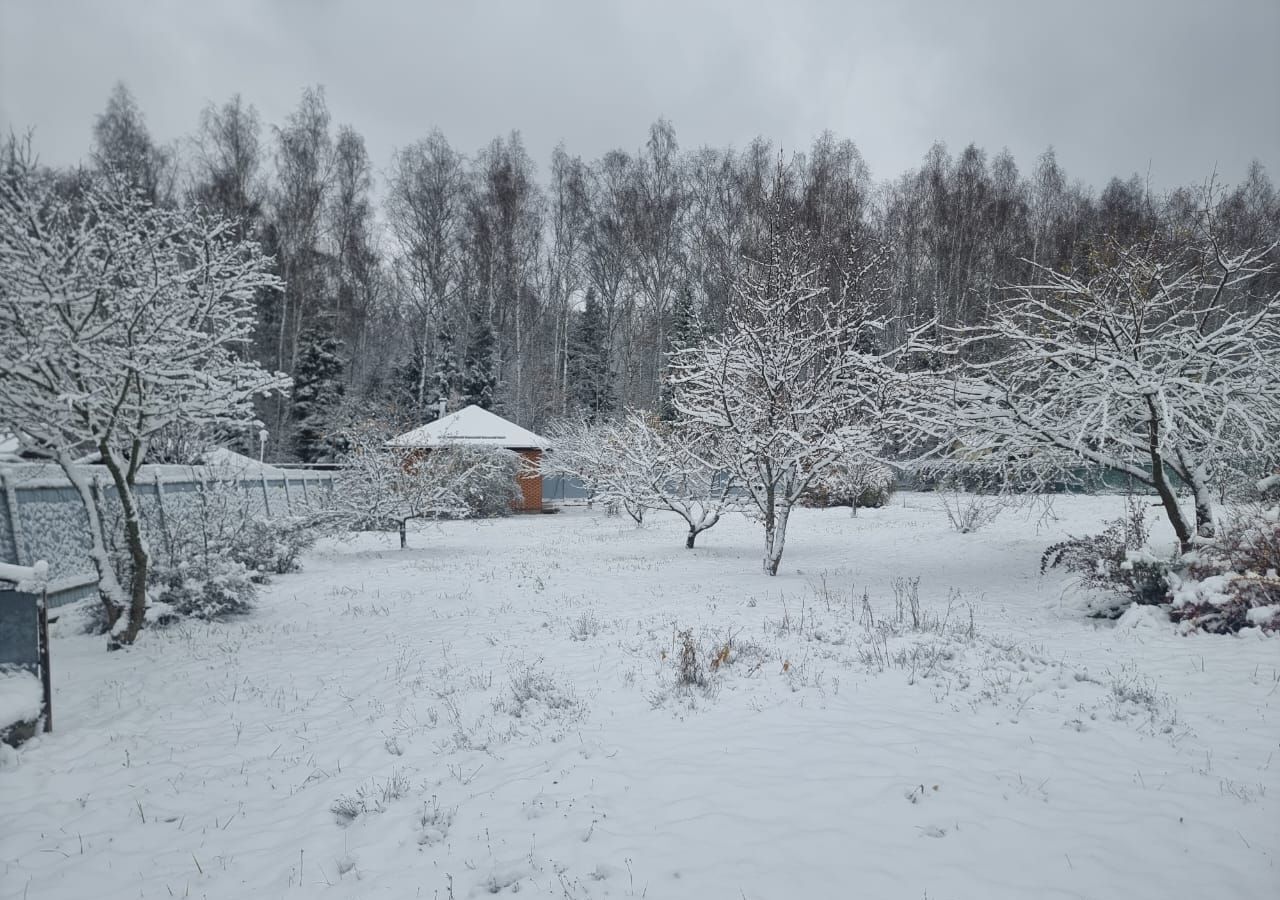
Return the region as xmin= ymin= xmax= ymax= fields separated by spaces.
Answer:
xmin=515 ymin=450 xmax=543 ymax=512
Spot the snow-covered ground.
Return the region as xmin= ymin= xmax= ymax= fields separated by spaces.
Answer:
xmin=2 ymin=494 xmax=1276 ymax=899
xmin=0 ymin=668 xmax=41 ymax=736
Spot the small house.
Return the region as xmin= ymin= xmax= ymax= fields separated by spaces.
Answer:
xmin=387 ymin=405 xmax=550 ymax=512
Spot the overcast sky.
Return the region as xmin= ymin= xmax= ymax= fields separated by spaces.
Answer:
xmin=2 ymin=0 xmax=1277 ymax=192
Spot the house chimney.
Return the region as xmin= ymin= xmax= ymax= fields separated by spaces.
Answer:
xmin=437 ymin=398 xmax=448 ymax=420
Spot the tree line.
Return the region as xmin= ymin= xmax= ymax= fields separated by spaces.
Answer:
xmin=13 ymin=81 xmax=1279 ymax=461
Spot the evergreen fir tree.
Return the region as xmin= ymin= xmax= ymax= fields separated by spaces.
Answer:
xmin=429 ymin=324 xmax=463 ymax=417
xmin=387 ymin=349 xmax=427 ymax=425
xmin=387 ymin=325 xmax=463 ymax=424
xmin=567 ymin=288 xmax=616 ymax=422
xmin=462 ymin=307 xmax=498 ymax=411
xmin=659 ymin=285 xmax=702 ymax=421
xmin=291 ymin=327 xmax=346 ymax=462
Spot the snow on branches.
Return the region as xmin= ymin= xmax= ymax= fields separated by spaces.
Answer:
xmin=542 ymin=413 xmax=740 ymax=548
xmin=911 ymin=228 xmax=1280 ymax=552
xmin=667 ymin=213 xmax=894 ymax=574
xmin=0 ymin=154 xmax=290 ymax=644
xmin=329 ymin=422 xmax=518 ymax=548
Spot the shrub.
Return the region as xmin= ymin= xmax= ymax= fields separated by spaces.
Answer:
xmin=1044 ymin=497 xmax=1279 ymax=634
xmin=1041 ymin=496 xmax=1172 ymax=612
xmin=231 ymin=515 xmax=316 ymax=579
xmin=939 ymin=487 xmax=1010 ymax=533
xmin=1168 ymin=506 xmax=1280 ymax=634
xmin=97 ymin=475 xmax=319 ymax=627
xmin=458 ymin=451 xmax=521 ymax=518
xmin=803 ymin=459 xmax=895 ymax=511
xmin=675 ymin=629 xmax=705 ymax=687
xmin=149 ymin=555 xmax=257 ymax=623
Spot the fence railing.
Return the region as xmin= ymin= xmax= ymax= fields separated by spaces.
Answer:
xmin=0 ymin=463 xmax=334 ymax=608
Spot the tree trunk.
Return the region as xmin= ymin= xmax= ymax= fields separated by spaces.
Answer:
xmin=1176 ymin=448 xmax=1217 ymax=541
xmin=1192 ymin=488 xmax=1216 ymax=541
xmin=399 ymin=519 xmax=407 ymax=549
xmin=100 ymin=446 xmax=149 ymax=647
xmin=58 ymin=456 xmax=128 ymax=631
xmin=762 ymin=501 xmax=790 ymax=576
xmin=1145 ymin=404 xmax=1193 ymax=552
xmin=685 ymin=511 xmax=719 ymax=549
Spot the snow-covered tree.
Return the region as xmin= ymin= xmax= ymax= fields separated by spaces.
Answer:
xmin=0 ymin=156 xmax=289 ymax=645
xmin=668 ymin=213 xmax=893 ymax=574
xmin=330 ymin=423 xmax=516 ymax=548
xmin=658 ymin=285 xmax=705 ymax=421
xmin=913 ymin=229 xmax=1280 ymax=551
xmin=543 ymin=413 xmax=739 ymax=546
xmin=616 ymin=413 xmax=739 ymax=548
xmin=93 ymin=82 xmax=175 ymax=206
xmin=389 ymin=324 xmax=464 ymax=426
xmin=428 ymin=324 xmax=463 ymax=417
xmin=462 ymin=307 xmax=498 ymax=411
xmin=291 ymin=327 xmax=346 ymax=462
xmin=542 ymin=418 xmax=645 ymax=523
xmin=566 ymin=288 xmax=615 ymax=422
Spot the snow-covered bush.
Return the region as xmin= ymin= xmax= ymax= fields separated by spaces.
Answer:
xmin=330 ymin=423 xmax=518 ymax=547
xmin=1041 ymin=496 xmax=1172 ymax=614
xmin=98 ymin=476 xmax=319 ymax=626
xmin=231 ymin=515 xmax=317 ymax=579
xmin=0 ymin=667 xmax=43 ymax=747
xmin=149 ymin=555 xmax=257 ymax=623
xmin=453 ymin=452 xmax=521 ymax=519
xmin=803 ymin=457 xmax=895 ymax=513
xmin=1044 ymin=493 xmax=1280 ymax=632
xmin=939 ymin=486 xmax=1010 ymax=533
xmin=1168 ymin=506 xmax=1280 ymax=634
xmin=139 ymin=478 xmax=317 ymax=584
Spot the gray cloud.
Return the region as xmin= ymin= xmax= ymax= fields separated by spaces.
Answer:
xmin=2 ymin=0 xmax=1276 ymax=189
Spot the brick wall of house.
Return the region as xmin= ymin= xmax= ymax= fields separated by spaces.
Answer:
xmin=515 ymin=450 xmax=543 ymax=512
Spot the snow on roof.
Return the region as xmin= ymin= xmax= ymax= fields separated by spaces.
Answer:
xmin=0 ymin=433 xmax=19 ymax=462
xmin=197 ymin=447 xmax=288 ymax=476
xmin=388 ymin=405 xmax=548 ymax=450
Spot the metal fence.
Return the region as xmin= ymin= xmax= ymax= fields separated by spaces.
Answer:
xmin=0 ymin=464 xmax=334 ymax=608
xmin=540 ymin=474 xmax=591 ymax=503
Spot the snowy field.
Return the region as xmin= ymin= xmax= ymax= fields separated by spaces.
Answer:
xmin=2 ymin=494 xmax=1276 ymax=900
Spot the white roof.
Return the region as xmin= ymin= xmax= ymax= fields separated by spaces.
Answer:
xmin=198 ymin=447 xmax=288 ymax=477
xmin=388 ymin=405 xmax=548 ymax=450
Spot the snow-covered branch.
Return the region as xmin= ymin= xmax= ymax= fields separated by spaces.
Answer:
xmin=542 ymin=413 xmax=741 ymax=547
xmin=909 ymin=232 xmax=1280 ymax=551
xmin=328 ymin=423 xmax=518 ymax=548
xmin=667 ymin=214 xmax=896 ymax=574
